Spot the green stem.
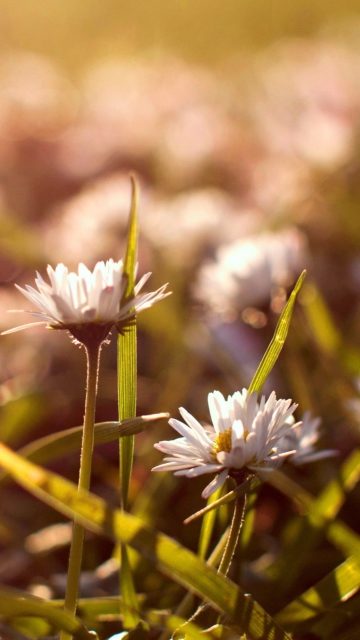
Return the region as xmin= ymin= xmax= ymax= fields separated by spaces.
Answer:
xmin=218 ymin=490 xmax=247 ymax=577
xmin=158 ymin=524 xmax=231 ymax=640
xmin=60 ymin=340 xmax=101 ymax=640
xmin=178 ymin=491 xmax=247 ymax=635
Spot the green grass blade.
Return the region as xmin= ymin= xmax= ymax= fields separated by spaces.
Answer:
xmin=248 ymin=270 xmax=306 ymax=394
xmin=198 ymin=486 xmax=224 ymax=559
xmin=0 ymin=442 xmax=292 ymax=640
xmin=120 ymin=544 xmax=142 ymax=628
xmin=275 ymin=556 xmax=360 ymax=629
xmin=266 ymin=452 xmax=360 ymax=590
xmin=0 ymin=586 xmax=94 ymax=640
xmin=50 ymin=595 xmax=145 ymax=616
xmin=309 ymin=449 xmax=360 ymax=523
xmin=310 ymin=591 xmax=360 ymax=638
xmin=119 ymin=175 xmax=139 ymax=509
xmin=0 ymin=414 xmax=168 ymax=486
xmin=326 ymin=519 xmax=360 ymax=562
xmin=119 ymin=317 xmax=137 ymax=509
xmin=118 ymin=176 xmax=140 ymax=626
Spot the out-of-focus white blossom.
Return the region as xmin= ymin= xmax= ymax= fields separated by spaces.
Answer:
xmin=0 ymin=51 xmax=78 ymax=140
xmin=42 ymin=174 xmax=151 ymax=266
xmin=250 ymin=40 xmax=360 ymax=170
xmin=194 ymin=227 xmax=307 ymax=318
xmin=279 ymin=411 xmax=337 ymax=465
xmin=143 ymin=188 xmax=259 ymax=265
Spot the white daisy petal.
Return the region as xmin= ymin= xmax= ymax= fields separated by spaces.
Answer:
xmin=1 ymin=321 xmax=48 ymax=334
xmin=3 ymin=260 xmax=170 ymax=339
xmin=202 ymin=469 xmax=229 ymax=499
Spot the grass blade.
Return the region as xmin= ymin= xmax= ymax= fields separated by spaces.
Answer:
xmin=248 ymin=270 xmax=306 ymax=394
xmin=0 ymin=441 xmax=292 ymax=640
xmin=198 ymin=486 xmax=224 ymax=559
xmin=275 ymin=556 xmax=360 ymax=629
xmin=0 ymin=414 xmax=168 ymax=483
xmin=0 ymin=586 xmax=93 ymax=640
xmin=119 ymin=175 xmax=139 ymax=509
xmin=118 ymin=176 xmax=140 ymax=627
xmin=266 ymin=452 xmax=360 ymax=590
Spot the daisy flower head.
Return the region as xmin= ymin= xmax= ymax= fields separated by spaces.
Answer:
xmin=152 ymin=388 xmax=299 ymax=499
xmin=279 ymin=411 xmax=337 ymax=465
xmin=194 ymin=227 xmax=307 ymax=320
xmin=2 ymin=260 xmax=169 ymax=345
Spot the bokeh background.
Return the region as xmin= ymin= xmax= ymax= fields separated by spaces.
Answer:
xmin=2 ymin=1 xmax=360 ymax=637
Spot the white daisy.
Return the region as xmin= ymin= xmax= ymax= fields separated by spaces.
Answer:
xmin=152 ymin=389 xmax=299 ymax=499
xmin=2 ymin=260 xmax=169 ymax=342
xmin=194 ymin=227 xmax=307 ymax=318
xmin=279 ymin=411 xmax=337 ymax=465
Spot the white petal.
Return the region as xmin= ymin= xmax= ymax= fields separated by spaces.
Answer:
xmin=201 ymin=469 xmax=228 ymax=499
xmin=1 ymin=321 xmax=48 ymax=334
xmin=6 ymin=260 xmax=169 ymax=334
xmin=208 ymin=390 xmax=231 ymax=434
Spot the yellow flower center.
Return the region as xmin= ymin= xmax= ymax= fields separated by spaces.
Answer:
xmin=212 ymin=427 xmax=233 ymax=456
xmin=212 ymin=427 xmax=250 ymax=459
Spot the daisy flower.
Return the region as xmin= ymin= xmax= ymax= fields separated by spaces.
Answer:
xmin=194 ymin=227 xmax=307 ymax=318
xmin=279 ymin=411 xmax=337 ymax=465
xmin=152 ymin=388 xmax=299 ymax=498
xmin=2 ymin=259 xmax=169 ymax=344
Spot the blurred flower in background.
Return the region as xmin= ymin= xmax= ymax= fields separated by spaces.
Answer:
xmin=280 ymin=411 xmax=337 ymax=465
xmin=0 ymin=51 xmax=78 ymax=142
xmin=41 ymin=172 xmax=152 ymax=267
xmin=194 ymin=227 xmax=308 ymax=322
xmin=249 ymin=39 xmax=360 ymax=172
xmin=142 ymin=188 xmax=258 ymax=267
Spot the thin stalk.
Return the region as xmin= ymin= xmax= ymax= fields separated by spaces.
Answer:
xmin=157 ymin=525 xmax=232 ymax=640
xmin=60 ymin=340 xmax=101 ymax=640
xmin=218 ymin=491 xmax=247 ymax=577
xmin=174 ymin=492 xmax=247 ymax=636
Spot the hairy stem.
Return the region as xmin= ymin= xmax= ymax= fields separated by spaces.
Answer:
xmin=218 ymin=490 xmax=247 ymax=577
xmin=60 ymin=340 xmax=101 ymax=640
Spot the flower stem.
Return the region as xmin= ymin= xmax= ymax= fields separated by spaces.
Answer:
xmin=182 ymin=485 xmax=248 ymax=637
xmin=217 ymin=489 xmax=247 ymax=577
xmin=60 ymin=340 xmax=101 ymax=640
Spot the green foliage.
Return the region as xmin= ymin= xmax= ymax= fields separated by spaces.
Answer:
xmin=0 ymin=587 xmax=94 ymax=640
xmin=0 ymin=441 xmax=292 ymax=640
xmin=0 ymin=414 xmax=168 ymax=486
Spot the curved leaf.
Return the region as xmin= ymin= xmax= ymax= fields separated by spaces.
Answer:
xmin=275 ymin=556 xmax=360 ymax=629
xmin=0 ymin=586 xmax=94 ymax=640
xmin=0 ymin=414 xmax=169 ymax=486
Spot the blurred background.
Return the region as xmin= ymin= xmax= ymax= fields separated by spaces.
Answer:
xmin=2 ymin=1 xmax=360 ymax=636
xmin=1 ymin=0 xmax=360 ymax=67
